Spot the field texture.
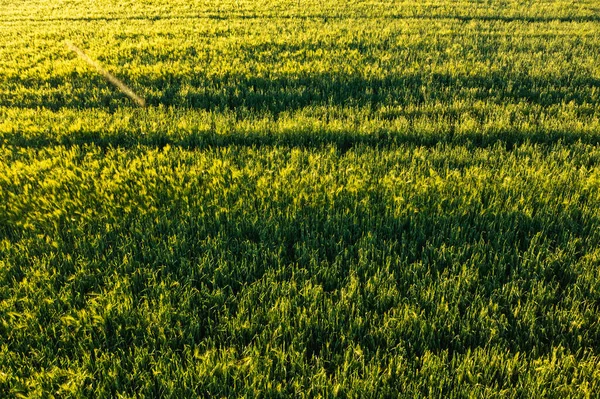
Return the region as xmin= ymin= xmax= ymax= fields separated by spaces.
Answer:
xmin=2 ymin=0 xmax=600 ymax=397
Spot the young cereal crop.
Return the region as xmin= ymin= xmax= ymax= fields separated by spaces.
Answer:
xmin=1 ymin=0 xmax=600 ymax=397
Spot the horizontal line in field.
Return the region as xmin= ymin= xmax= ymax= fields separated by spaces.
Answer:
xmin=4 ymin=126 xmax=599 ymax=151
xmin=1 ymin=13 xmax=599 ymax=24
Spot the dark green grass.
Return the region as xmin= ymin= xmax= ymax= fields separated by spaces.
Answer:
xmin=2 ymin=142 xmax=600 ymax=397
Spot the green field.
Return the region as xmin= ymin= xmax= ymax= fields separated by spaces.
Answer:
xmin=2 ymin=0 xmax=600 ymax=397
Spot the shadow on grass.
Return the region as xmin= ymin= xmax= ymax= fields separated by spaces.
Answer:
xmin=87 ymin=184 xmax=596 ymax=359
xmin=6 ymin=13 xmax=600 ymax=23
xmin=2 ymin=71 xmax=600 ymax=114
xmin=4 ymin=126 xmax=600 ymax=152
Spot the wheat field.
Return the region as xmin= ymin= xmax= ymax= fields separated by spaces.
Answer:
xmin=1 ymin=0 xmax=600 ymax=397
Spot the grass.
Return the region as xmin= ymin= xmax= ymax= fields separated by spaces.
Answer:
xmin=1 ymin=0 xmax=600 ymax=397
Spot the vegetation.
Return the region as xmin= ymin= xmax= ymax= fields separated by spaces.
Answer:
xmin=1 ymin=0 xmax=600 ymax=397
